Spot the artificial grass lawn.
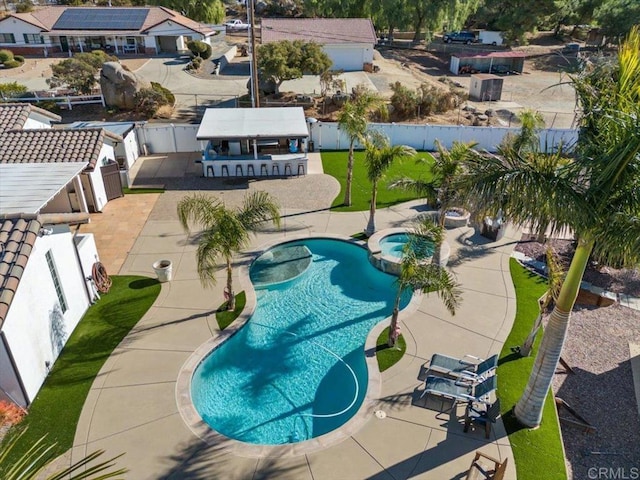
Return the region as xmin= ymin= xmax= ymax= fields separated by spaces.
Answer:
xmin=322 ymin=151 xmax=435 ymax=212
xmin=0 ymin=276 xmax=161 ymax=468
xmin=376 ymin=327 xmax=406 ymax=372
xmin=123 ymin=187 xmax=165 ymax=194
xmin=501 ymin=259 xmax=567 ymax=480
xmin=216 ymin=291 xmax=247 ymax=330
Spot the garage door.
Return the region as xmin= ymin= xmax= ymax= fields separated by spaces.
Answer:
xmin=323 ymin=46 xmax=365 ymax=71
xmin=157 ymin=36 xmax=178 ymax=53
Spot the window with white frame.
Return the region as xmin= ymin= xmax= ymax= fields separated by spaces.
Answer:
xmin=45 ymin=250 xmax=68 ymax=313
xmin=0 ymin=33 xmax=16 ymax=43
xmin=23 ymin=34 xmax=44 ymax=44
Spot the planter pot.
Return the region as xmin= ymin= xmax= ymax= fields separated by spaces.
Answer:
xmin=152 ymin=259 xmax=173 ymax=283
xmin=443 ymin=208 xmax=470 ymax=229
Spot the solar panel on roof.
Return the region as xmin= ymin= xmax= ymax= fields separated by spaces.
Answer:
xmin=53 ymin=8 xmax=149 ymax=31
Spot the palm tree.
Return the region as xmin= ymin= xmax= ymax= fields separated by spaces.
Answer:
xmin=364 ymin=132 xmax=416 ymax=236
xmin=456 ymin=27 xmax=640 ymax=428
xmin=336 ymin=89 xmax=381 ymax=206
xmin=0 ymin=429 xmax=126 ymax=479
xmin=389 ymin=140 xmax=478 ymax=228
xmin=388 ymin=218 xmax=462 ymax=347
xmin=509 ymin=109 xmax=545 ymax=154
xmin=177 ymin=191 xmax=281 ymax=311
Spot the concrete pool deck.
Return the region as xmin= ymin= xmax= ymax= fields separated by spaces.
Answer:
xmin=72 ymin=166 xmax=519 ymax=479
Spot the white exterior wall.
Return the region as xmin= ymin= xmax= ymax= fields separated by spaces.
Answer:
xmin=323 ymin=44 xmax=372 ymax=71
xmin=115 ymin=131 xmax=139 ymax=169
xmin=74 ymin=233 xmax=99 ymax=301
xmin=144 ymin=36 xmax=157 ymax=51
xmin=88 ymin=143 xmax=115 ymax=212
xmin=0 ymin=17 xmax=42 ymax=45
xmin=2 ymin=226 xmax=91 ymax=402
xmin=41 ymin=188 xmax=73 ymax=214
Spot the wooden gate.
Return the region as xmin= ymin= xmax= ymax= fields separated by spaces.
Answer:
xmin=101 ymin=162 xmax=123 ymax=201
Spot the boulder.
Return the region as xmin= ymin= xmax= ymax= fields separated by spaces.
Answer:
xmin=100 ymin=61 xmax=149 ymax=110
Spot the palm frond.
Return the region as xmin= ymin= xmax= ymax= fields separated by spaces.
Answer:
xmin=176 ymin=193 xmax=222 ymax=233
xmin=236 ymin=191 xmax=281 ymax=231
xmin=388 ymin=177 xmax=438 ymax=205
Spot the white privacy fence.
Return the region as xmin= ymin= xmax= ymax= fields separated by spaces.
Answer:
xmin=135 ymin=122 xmax=578 ymax=154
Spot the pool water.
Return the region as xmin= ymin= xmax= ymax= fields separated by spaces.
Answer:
xmin=191 ymin=238 xmax=411 ymax=445
xmin=379 ymin=233 xmax=435 ymax=259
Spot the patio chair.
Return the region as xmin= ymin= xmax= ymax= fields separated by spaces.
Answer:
xmin=464 ymin=399 xmax=501 ymax=438
xmin=465 ymin=451 xmax=508 ymax=480
xmin=425 ymin=353 xmax=498 ymax=383
xmin=419 ymin=375 xmax=497 ymax=413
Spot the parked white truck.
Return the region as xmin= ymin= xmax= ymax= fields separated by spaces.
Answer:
xmin=478 ymin=31 xmax=504 ymax=46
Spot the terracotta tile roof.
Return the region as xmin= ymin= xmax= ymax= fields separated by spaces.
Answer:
xmin=261 ymin=18 xmax=377 ymax=45
xmin=5 ymin=6 xmax=213 ymax=35
xmin=0 ymin=129 xmax=105 ymax=170
xmin=0 ymin=103 xmax=61 ymax=134
xmin=0 ymin=217 xmax=41 ymax=327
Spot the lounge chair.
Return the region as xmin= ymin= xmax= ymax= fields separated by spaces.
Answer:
xmin=425 ymin=353 xmax=498 ymax=382
xmin=419 ymin=375 xmax=497 ymax=413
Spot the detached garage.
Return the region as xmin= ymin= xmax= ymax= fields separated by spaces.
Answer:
xmin=261 ymin=18 xmax=376 ymax=72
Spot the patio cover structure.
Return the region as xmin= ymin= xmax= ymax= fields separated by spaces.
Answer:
xmin=196 ymin=107 xmax=309 ymax=178
xmin=0 ymin=163 xmax=90 ymax=215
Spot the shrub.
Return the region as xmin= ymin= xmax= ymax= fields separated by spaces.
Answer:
xmin=135 ymin=87 xmax=173 ymax=117
xmin=3 ymin=59 xmax=21 ymax=69
xmin=14 ymin=55 xmax=25 ymax=63
xmin=186 ymin=40 xmax=212 ymax=60
xmin=389 ymin=81 xmax=417 ymax=120
xmin=34 ymin=100 xmax=60 ymax=114
xmin=150 ymin=81 xmax=175 ymax=106
xmin=0 ymin=81 xmax=28 ymax=99
xmin=0 ymin=49 xmax=14 ymax=63
xmin=0 ymin=400 xmax=26 ymax=426
xmin=15 ymin=0 xmax=33 ymax=12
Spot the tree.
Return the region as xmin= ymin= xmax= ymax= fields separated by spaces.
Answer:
xmin=336 ymin=89 xmax=382 ymax=206
xmin=470 ymin=0 xmax=557 ymax=43
xmin=0 ymin=428 xmax=126 ymax=479
xmin=47 ymin=51 xmax=116 ymax=94
xmin=456 ymin=27 xmax=640 ymax=427
xmin=388 ymin=218 xmax=462 ymax=347
xmin=149 ymin=0 xmax=224 ymax=23
xmin=390 ymin=140 xmax=478 ymax=228
xmin=364 ymin=132 xmax=416 ymax=236
xmin=594 ymin=0 xmax=640 ymax=37
xmin=257 ymin=40 xmax=332 ymax=94
xmin=177 ymin=192 xmax=281 ymax=311
xmin=0 ymin=81 xmax=27 ymax=99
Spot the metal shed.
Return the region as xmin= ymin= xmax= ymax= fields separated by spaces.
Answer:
xmin=450 ymin=51 xmax=526 ymax=75
xmin=469 ymin=74 xmax=504 ymax=101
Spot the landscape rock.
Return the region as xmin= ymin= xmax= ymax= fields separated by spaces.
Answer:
xmin=484 ymin=109 xmax=494 ymax=116
xmin=476 ymin=114 xmax=489 ymax=121
xmin=100 ymin=62 xmax=149 ymax=110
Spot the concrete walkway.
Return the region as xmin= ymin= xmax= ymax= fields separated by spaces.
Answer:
xmin=72 ymin=165 xmax=518 ymax=479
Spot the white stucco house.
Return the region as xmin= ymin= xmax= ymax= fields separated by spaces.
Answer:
xmin=0 ymin=6 xmax=215 ymax=56
xmin=260 ymin=18 xmax=377 ymax=72
xmin=1 ymin=103 xmax=123 ymax=212
xmin=0 ymin=176 xmax=100 ymax=407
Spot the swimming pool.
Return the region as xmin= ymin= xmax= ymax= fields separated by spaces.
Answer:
xmin=190 ymin=238 xmax=411 ymax=445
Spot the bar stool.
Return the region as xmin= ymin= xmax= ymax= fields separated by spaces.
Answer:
xmin=284 ymin=164 xmax=292 ymax=176
xmin=236 ymin=164 xmax=244 ymax=177
xmin=206 ymin=165 xmax=214 ymax=177
xmin=271 ymin=164 xmax=280 ymax=176
xmin=247 ymin=164 xmax=255 ymax=177
xmin=297 ymin=163 xmax=305 ymax=176
xmin=260 ymin=164 xmax=269 ymax=176
xmin=221 ymin=165 xmax=229 ymax=177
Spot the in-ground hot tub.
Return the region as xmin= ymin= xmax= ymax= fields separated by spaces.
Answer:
xmin=367 ymin=228 xmax=450 ymax=275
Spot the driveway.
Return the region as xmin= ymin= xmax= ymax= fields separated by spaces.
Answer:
xmin=70 ymin=157 xmax=518 ymax=479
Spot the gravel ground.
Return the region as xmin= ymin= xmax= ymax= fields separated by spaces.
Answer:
xmin=516 ymin=234 xmax=640 ymax=479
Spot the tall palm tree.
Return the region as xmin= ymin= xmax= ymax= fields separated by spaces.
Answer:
xmin=456 ymin=27 xmax=640 ymax=428
xmin=336 ymin=89 xmax=381 ymax=206
xmin=390 ymin=140 xmax=478 ymax=228
xmin=0 ymin=429 xmax=126 ymax=479
xmin=388 ymin=218 xmax=462 ymax=347
xmin=177 ymin=191 xmax=281 ymax=311
xmin=364 ymin=132 xmax=416 ymax=236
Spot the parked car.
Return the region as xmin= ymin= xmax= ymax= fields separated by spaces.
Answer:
xmin=443 ymin=31 xmax=476 ymax=44
xmin=224 ymin=19 xmax=249 ymax=30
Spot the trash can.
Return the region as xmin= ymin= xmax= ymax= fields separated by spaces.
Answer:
xmin=152 ymin=259 xmax=173 ymax=283
xmin=308 ymin=140 xmax=315 ymax=152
